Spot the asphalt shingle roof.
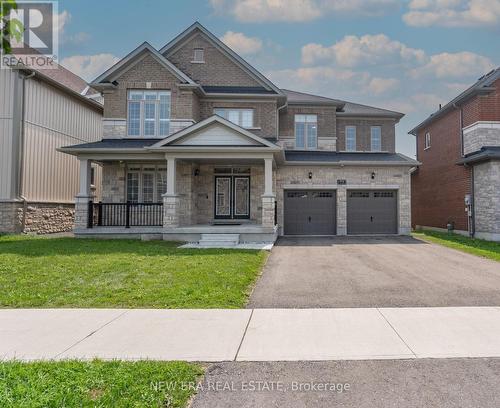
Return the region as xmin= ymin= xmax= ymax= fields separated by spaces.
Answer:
xmin=62 ymin=139 xmax=160 ymax=150
xmin=285 ymin=150 xmax=418 ymax=164
xmin=281 ymin=89 xmax=344 ymax=105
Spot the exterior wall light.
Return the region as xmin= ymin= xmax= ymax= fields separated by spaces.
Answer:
xmin=308 ymin=172 xmax=313 ymax=179
xmin=371 ymin=172 xmax=376 ymax=179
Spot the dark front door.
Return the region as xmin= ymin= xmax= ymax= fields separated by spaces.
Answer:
xmin=214 ymin=176 xmax=250 ymax=219
xmin=347 ymin=190 xmax=398 ymax=234
xmin=284 ymin=190 xmax=336 ymax=235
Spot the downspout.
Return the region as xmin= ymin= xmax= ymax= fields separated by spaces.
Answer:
xmin=470 ymin=165 xmax=475 ymax=238
xmin=276 ymin=97 xmax=287 ymax=142
xmin=18 ymin=71 xmax=36 ymax=231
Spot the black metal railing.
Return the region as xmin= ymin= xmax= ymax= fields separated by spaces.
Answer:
xmin=274 ymin=200 xmax=278 ymax=226
xmin=88 ymin=201 xmax=163 ymax=228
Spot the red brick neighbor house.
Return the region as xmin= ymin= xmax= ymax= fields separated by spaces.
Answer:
xmin=410 ymin=68 xmax=500 ymax=241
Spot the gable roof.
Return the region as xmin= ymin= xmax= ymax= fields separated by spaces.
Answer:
xmin=281 ymin=89 xmax=345 ymax=106
xmin=337 ymin=101 xmax=404 ymax=119
xmin=159 ymin=22 xmax=283 ymax=96
xmin=409 ymin=67 xmax=500 ymax=135
xmin=149 ymin=115 xmax=281 ymax=149
xmin=90 ymin=42 xmax=196 ymax=86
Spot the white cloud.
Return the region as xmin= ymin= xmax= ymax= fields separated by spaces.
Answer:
xmin=55 ymin=10 xmax=91 ymax=45
xmin=302 ymin=34 xmax=427 ymax=67
xmin=210 ymin=0 xmax=400 ymax=22
xmin=220 ymin=31 xmax=263 ymax=55
xmin=403 ymin=0 xmax=500 ymax=27
xmin=410 ymin=51 xmax=494 ymax=78
xmin=367 ymin=77 xmax=400 ymax=94
xmin=60 ymin=54 xmax=120 ymax=82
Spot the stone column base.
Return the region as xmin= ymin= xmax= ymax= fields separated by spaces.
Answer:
xmin=74 ymin=195 xmax=93 ymax=230
xmin=163 ymin=195 xmax=180 ymax=229
xmin=261 ymin=195 xmax=276 ymax=228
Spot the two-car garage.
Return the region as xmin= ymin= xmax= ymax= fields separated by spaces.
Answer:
xmin=283 ymin=189 xmax=398 ymax=236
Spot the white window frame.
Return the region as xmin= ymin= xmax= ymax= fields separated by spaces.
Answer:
xmin=370 ymin=126 xmax=382 ymax=152
xmin=127 ymin=90 xmax=171 ymax=138
xmin=424 ymin=132 xmax=431 ymax=150
xmin=345 ymin=126 xmax=357 ymax=152
xmin=192 ymin=48 xmax=205 ymax=63
xmin=294 ymin=114 xmax=318 ymax=150
xmin=126 ymin=165 xmax=167 ymax=203
xmin=214 ymin=108 xmax=255 ymax=128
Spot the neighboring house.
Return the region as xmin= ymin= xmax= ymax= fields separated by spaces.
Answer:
xmin=0 ymin=62 xmax=103 ymax=234
xmin=410 ymin=67 xmax=500 ymax=241
xmin=59 ymin=22 xmax=417 ymax=244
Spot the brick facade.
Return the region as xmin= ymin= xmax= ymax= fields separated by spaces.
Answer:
xmin=199 ymin=100 xmax=278 ymax=139
xmin=166 ymin=33 xmax=261 ymax=87
xmin=412 ymin=77 xmax=500 ymax=235
xmin=103 ymin=54 xmax=198 ymax=121
xmin=336 ymin=118 xmax=396 ymax=153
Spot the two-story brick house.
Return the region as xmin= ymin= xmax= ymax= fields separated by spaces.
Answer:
xmin=60 ymin=22 xmax=418 ymax=245
xmin=410 ymin=67 xmax=500 ymax=241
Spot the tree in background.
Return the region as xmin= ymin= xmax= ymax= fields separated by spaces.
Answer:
xmin=1 ymin=0 xmax=23 ymax=54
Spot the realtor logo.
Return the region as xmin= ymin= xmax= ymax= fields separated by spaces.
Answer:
xmin=1 ymin=1 xmax=58 ymax=69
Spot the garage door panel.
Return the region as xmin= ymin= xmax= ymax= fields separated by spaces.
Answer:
xmin=284 ymin=190 xmax=336 ymax=235
xmin=347 ymin=190 xmax=397 ymax=235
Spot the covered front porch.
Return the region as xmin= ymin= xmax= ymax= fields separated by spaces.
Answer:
xmin=61 ymin=115 xmax=282 ymax=244
xmin=74 ymin=154 xmax=278 ymax=244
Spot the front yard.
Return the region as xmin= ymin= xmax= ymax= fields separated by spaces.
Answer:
xmin=0 ymin=235 xmax=267 ymax=308
xmin=413 ymin=229 xmax=500 ymax=262
xmin=0 ymin=360 xmax=203 ymax=408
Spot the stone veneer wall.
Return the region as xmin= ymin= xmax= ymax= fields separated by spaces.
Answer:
xmin=193 ymin=164 xmax=264 ymax=224
xmin=474 ymin=160 xmax=500 ymax=241
xmin=463 ymin=125 xmax=500 ymax=155
xmin=276 ymin=165 xmax=411 ymax=235
xmin=0 ymin=201 xmax=74 ymax=234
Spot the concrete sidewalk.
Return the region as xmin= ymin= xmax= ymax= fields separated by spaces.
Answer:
xmin=2 ymin=307 xmax=500 ymax=361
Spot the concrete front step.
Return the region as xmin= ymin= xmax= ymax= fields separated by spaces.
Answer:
xmin=198 ymin=233 xmax=240 ymax=247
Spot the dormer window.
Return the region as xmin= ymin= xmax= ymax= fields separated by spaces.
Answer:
xmin=127 ymin=90 xmax=171 ymax=137
xmin=192 ymin=48 xmax=205 ymax=63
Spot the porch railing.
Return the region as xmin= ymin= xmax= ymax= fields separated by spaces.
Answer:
xmin=87 ymin=201 xmax=163 ymax=228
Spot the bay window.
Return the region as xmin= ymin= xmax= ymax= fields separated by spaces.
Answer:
xmin=214 ymin=108 xmax=254 ymax=128
xmin=295 ymin=114 xmax=317 ymax=149
xmin=126 ymin=165 xmax=167 ymax=203
xmin=127 ymin=90 xmax=171 ymax=137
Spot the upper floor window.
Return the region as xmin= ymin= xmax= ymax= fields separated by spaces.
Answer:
xmin=214 ymin=108 xmax=254 ymax=128
xmin=192 ymin=48 xmax=205 ymax=63
xmin=127 ymin=90 xmax=171 ymax=137
xmin=345 ymin=126 xmax=356 ymax=151
xmin=425 ymin=132 xmax=431 ymax=149
xmin=126 ymin=165 xmax=167 ymax=203
xmin=370 ymin=126 xmax=382 ymax=152
xmin=295 ymin=114 xmax=317 ymax=150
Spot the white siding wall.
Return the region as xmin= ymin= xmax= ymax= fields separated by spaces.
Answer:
xmin=0 ymin=69 xmax=16 ymax=199
xmin=22 ymin=77 xmax=103 ymax=202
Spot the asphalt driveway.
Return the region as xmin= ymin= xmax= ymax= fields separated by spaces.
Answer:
xmin=248 ymin=236 xmax=500 ymax=308
xmin=192 ymin=359 xmax=500 ymax=408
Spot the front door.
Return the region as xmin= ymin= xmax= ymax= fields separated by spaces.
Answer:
xmin=215 ymin=176 xmax=250 ymax=219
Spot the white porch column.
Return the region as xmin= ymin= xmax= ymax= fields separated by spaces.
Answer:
xmin=74 ymin=158 xmax=93 ymax=230
xmin=261 ymin=157 xmax=276 ymax=228
xmin=163 ymin=155 xmax=180 ymax=229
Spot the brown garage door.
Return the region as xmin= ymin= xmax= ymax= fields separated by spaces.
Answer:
xmin=284 ymin=190 xmax=336 ymax=235
xmin=347 ymin=190 xmax=397 ymax=235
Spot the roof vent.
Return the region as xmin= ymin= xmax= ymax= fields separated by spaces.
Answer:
xmin=439 ymin=104 xmax=442 ymax=110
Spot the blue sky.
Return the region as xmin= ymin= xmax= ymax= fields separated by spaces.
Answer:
xmin=57 ymin=0 xmax=500 ymax=157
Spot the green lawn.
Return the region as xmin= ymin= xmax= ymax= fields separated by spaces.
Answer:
xmin=0 ymin=235 xmax=267 ymax=308
xmin=0 ymin=360 xmax=203 ymax=408
xmin=413 ymin=230 xmax=500 ymax=262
